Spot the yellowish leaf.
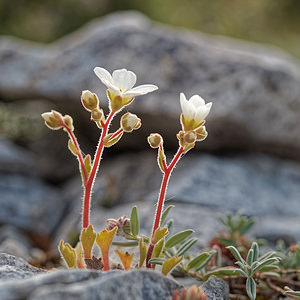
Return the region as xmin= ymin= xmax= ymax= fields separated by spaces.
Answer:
xmin=80 ymin=224 xmax=96 ymax=259
xmin=115 ymin=250 xmax=134 ymax=270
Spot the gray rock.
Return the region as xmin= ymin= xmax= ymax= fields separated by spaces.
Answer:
xmin=58 ymin=151 xmax=300 ymax=244
xmin=0 ymin=254 xmax=229 ymax=300
xmin=202 ymin=275 xmax=229 ymax=300
xmin=0 ymin=11 xmax=300 ymax=160
xmin=0 ymin=138 xmax=35 ymax=175
xmin=0 ymin=139 xmax=67 ymax=235
xmin=0 ymin=173 xmax=63 ymax=235
xmin=0 ymin=253 xmax=46 ymax=281
xmin=0 ymin=226 xmax=32 ymax=260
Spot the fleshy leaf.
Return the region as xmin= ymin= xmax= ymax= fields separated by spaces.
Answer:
xmin=187 ymin=252 xmax=210 ymax=271
xmin=130 ymin=206 xmax=139 ymax=236
xmin=103 ymin=131 xmax=123 ymax=147
xmin=153 ymin=238 xmax=165 ymax=258
xmin=152 ymin=227 xmax=168 ymax=244
xmin=80 ymin=224 xmax=96 ymax=259
xmin=162 ymin=256 xmax=183 ymax=275
xmin=68 ymin=139 xmax=78 ymax=156
xmin=246 ymin=277 xmax=256 ymax=300
xmin=139 ymin=238 xmax=147 ymax=268
xmin=160 ymin=205 xmax=174 ymax=226
xmin=148 ymin=258 xmax=164 ymax=265
xmin=165 ymin=229 xmax=194 ymax=249
xmin=96 ymin=227 xmax=118 ymax=271
xmin=115 ymin=250 xmax=134 ymax=270
xmin=84 ymin=155 xmax=92 ymax=178
xmin=75 ymin=242 xmax=84 ymax=269
xmin=176 ymin=238 xmax=198 ymax=256
xmin=58 ymin=240 xmax=76 ymax=268
xmin=112 ymin=240 xmax=139 ymax=247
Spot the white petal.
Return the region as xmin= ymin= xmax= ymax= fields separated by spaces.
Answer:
xmin=195 ymin=102 xmax=212 ymax=121
xmin=189 ymin=95 xmax=206 ymax=108
xmin=112 ymin=69 xmax=137 ymax=91
xmin=180 ymin=93 xmax=189 ymax=115
xmin=94 ymin=67 xmax=113 ymax=84
xmin=123 ymin=84 xmax=158 ymax=98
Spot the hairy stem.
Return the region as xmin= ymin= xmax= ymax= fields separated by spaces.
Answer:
xmin=146 ymin=146 xmax=184 ymax=267
xmin=64 ymin=126 xmax=88 ymax=184
xmin=82 ymin=111 xmax=115 ymax=228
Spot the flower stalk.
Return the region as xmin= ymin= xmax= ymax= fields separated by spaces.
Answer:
xmin=146 ymin=146 xmax=184 ymax=267
xmin=82 ymin=111 xmax=115 ymax=228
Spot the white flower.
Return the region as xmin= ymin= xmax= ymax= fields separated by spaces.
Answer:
xmin=94 ymin=67 xmax=158 ymax=111
xmin=180 ymin=93 xmax=212 ymax=131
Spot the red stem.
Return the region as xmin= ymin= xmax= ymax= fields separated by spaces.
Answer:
xmin=102 ymin=250 xmax=110 ymax=271
xmin=146 ymin=146 xmax=184 ymax=267
xmin=82 ymin=111 xmax=115 ymax=228
xmin=109 ymin=127 xmax=123 ymax=140
xmin=64 ymin=126 xmax=88 ymax=184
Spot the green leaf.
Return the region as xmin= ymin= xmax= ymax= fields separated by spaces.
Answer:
xmin=165 ymin=229 xmax=194 ymax=249
xmin=252 ymin=257 xmax=279 ymax=274
xmin=246 ymin=277 xmax=256 ymax=300
xmin=251 ymin=242 xmax=259 ymax=262
xmin=247 ymin=249 xmax=254 ymax=265
xmin=148 ymin=258 xmax=164 ymax=265
xmin=84 ymin=154 xmax=92 ymax=178
xmin=258 ymin=251 xmax=277 ymax=262
xmin=103 ymin=131 xmax=123 ymax=147
xmin=139 ymin=238 xmax=147 ymax=268
xmin=165 ymin=219 xmax=174 ymax=237
xmin=205 ymin=267 xmax=241 ymax=278
xmin=68 ymin=139 xmax=78 ymax=156
xmin=153 ymin=238 xmax=165 ymax=258
xmin=261 ymin=271 xmax=280 ymax=278
xmin=227 ymin=245 xmax=245 ymax=264
xmin=187 ymin=252 xmax=210 ymax=270
xmin=130 ymin=206 xmax=139 ymax=236
xmin=176 ymin=238 xmax=198 ymax=256
xmin=257 ymin=264 xmax=280 ymax=272
xmin=160 ymin=205 xmax=174 ymax=226
xmin=112 ymin=240 xmax=139 ymax=247
xmin=195 ymin=251 xmax=217 ymax=271
xmin=162 ymin=256 xmax=183 ymax=275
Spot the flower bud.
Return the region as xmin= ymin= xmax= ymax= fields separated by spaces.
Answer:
xmin=91 ymin=108 xmax=104 ymax=122
xmin=120 ymin=112 xmax=141 ymax=133
xmin=41 ymin=110 xmax=64 ymax=130
xmin=81 ymin=90 xmax=99 ymax=112
xmin=63 ymin=115 xmax=74 ymax=131
xmin=195 ymin=126 xmax=208 ymax=141
xmin=147 ymin=133 xmax=163 ymax=149
xmin=183 ymin=131 xmax=197 ymax=144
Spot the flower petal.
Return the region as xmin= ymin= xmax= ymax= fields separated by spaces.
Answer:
xmin=112 ymin=69 xmax=137 ymax=91
xmin=94 ymin=67 xmax=113 ymax=84
xmin=123 ymin=84 xmax=158 ymax=98
xmin=195 ymin=102 xmax=212 ymax=121
xmin=189 ymin=95 xmax=206 ymax=108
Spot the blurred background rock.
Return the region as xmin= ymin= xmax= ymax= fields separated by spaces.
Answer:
xmin=0 ymin=0 xmax=299 ymax=263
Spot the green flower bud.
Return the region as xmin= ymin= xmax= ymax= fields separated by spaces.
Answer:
xmin=147 ymin=133 xmax=163 ymax=149
xmin=91 ymin=108 xmax=104 ymax=122
xmin=41 ymin=110 xmax=64 ymax=130
xmin=63 ymin=115 xmax=74 ymax=131
xmin=81 ymin=90 xmax=99 ymax=112
xmin=120 ymin=112 xmax=141 ymax=133
xmin=183 ymin=131 xmax=197 ymax=144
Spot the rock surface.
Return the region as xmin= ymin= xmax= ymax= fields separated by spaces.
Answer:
xmin=0 ymin=253 xmax=229 ymax=300
xmin=0 ymin=253 xmax=46 ymax=281
xmin=0 ymin=139 xmax=67 ymax=235
xmin=0 ymin=11 xmax=300 ymax=160
xmin=58 ymin=151 xmax=300 ymax=245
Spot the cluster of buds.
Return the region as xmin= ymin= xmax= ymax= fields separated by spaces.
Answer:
xmin=173 ymin=285 xmax=208 ymax=300
xmin=81 ymin=90 xmax=105 ymax=126
xmin=106 ymin=215 xmax=131 ymax=238
xmin=178 ymin=93 xmax=211 ymax=153
xmin=41 ymin=110 xmax=74 ymax=132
